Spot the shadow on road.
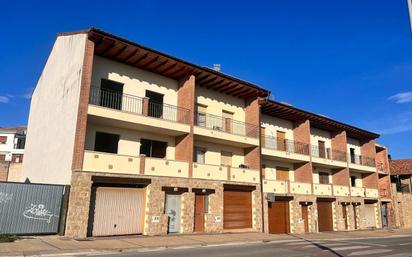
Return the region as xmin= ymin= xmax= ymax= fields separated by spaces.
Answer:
xmin=290 ymin=234 xmax=343 ymax=257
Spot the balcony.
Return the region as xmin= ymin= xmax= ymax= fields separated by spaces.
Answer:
xmin=365 ymin=188 xmax=379 ymax=198
xmin=192 ymin=163 xmax=260 ymax=184
xmin=310 ymin=146 xmax=347 ymax=168
xmin=313 ymin=184 xmax=333 ymax=196
xmin=290 ymin=182 xmax=312 ymax=195
xmin=263 ymin=180 xmax=289 ymax=194
xmin=82 ymin=150 xmax=189 ymax=178
xmin=261 ymin=136 xmax=310 ymax=163
xmin=351 ymin=187 xmax=365 ymax=197
xmin=193 ymin=112 xmax=259 ymax=147
xmin=348 ymin=154 xmax=376 ymax=173
xmin=88 ymin=87 xmax=190 ymax=136
xmin=333 ymin=185 xmax=350 ymax=197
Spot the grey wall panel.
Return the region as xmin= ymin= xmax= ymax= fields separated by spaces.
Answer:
xmin=0 ymin=182 xmax=65 ymax=235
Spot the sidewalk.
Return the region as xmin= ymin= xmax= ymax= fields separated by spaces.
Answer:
xmin=1 ymin=229 xmax=412 ymax=257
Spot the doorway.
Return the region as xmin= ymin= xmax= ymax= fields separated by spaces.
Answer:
xmin=301 ymin=204 xmax=310 ymax=233
xmin=165 ymin=194 xmax=181 ymax=233
xmin=342 ymin=204 xmax=348 ymax=230
xmin=268 ymin=201 xmax=290 ymax=234
xmin=381 ymin=203 xmax=388 ymax=228
xmin=146 ymin=90 xmax=164 ymax=118
xmin=194 ymin=194 xmax=208 ymax=232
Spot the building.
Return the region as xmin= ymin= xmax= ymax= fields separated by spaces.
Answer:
xmin=390 ymin=159 xmax=412 ymax=228
xmin=260 ymin=101 xmax=388 ymax=233
xmin=22 ymin=28 xmax=388 ymax=238
xmin=0 ymin=126 xmax=26 ymax=181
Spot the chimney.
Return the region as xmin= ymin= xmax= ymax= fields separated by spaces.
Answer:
xmin=213 ymin=64 xmax=221 ymax=72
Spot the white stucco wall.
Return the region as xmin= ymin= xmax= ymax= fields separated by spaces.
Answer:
xmin=91 ymin=56 xmax=179 ymax=106
xmin=195 ymin=86 xmax=245 ymax=122
xmin=261 ymin=115 xmax=294 ymax=140
xmin=0 ymin=132 xmax=24 ymax=155
xmin=21 ymin=34 xmax=87 ymax=184
xmin=310 ymin=128 xmax=332 ymax=148
xmin=347 ymin=137 xmax=361 ymax=155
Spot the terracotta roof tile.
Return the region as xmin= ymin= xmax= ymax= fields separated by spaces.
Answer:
xmin=390 ymin=159 xmax=412 ymax=175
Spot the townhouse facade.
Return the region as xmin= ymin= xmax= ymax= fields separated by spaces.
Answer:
xmin=22 ymin=28 xmax=390 ymax=238
xmin=390 ymin=159 xmax=412 ymax=228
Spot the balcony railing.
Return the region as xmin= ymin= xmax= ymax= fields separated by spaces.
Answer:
xmin=261 ymin=136 xmax=310 ymax=155
xmin=194 ymin=111 xmax=259 ymax=138
xmin=310 ymin=145 xmax=347 ymax=162
xmin=89 ymin=87 xmax=191 ymax=124
xmin=348 ymin=153 xmax=375 ymax=167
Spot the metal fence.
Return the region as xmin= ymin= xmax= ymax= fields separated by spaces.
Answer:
xmin=0 ymin=182 xmax=65 ymax=235
xmin=261 ymin=136 xmax=310 ymax=155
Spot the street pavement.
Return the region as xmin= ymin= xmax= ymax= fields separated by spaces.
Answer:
xmin=72 ymin=235 xmax=412 ymax=257
xmin=1 ymin=230 xmax=412 ymax=257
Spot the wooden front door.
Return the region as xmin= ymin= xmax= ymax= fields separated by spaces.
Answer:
xmin=342 ymin=205 xmax=348 ymax=230
xmin=223 ymin=190 xmax=252 ymax=229
xmin=317 ymin=201 xmax=333 ymax=232
xmin=223 ymin=111 xmax=233 ymax=133
xmin=194 ymin=194 xmax=206 ymax=232
xmin=353 ymin=205 xmax=358 ymax=229
xmin=276 ymin=166 xmax=289 ymax=181
xmin=302 ymin=205 xmax=309 ymax=233
xmin=268 ymin=201 xmax=290 ymax=234
xmin=276 ymin=131 xmax=286 ymax=151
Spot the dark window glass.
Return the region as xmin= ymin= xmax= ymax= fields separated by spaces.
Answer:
xmin=140 ymin=139 xmax=167 ymax=158
xmin=350 ymin=176 xmax=357 ymax=187
xmin=94 ymin=132 xmax=119 ymax=154
xmin=100 ymin=79 xmax=124 ymax=110
xmin=319 ymin=172 xmax=329 ymax=184
xmin=146 ymin=90 xmax=164 ymax=118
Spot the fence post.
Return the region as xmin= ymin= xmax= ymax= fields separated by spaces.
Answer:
xmin=58 ymin=185 xmax=71 ymax=236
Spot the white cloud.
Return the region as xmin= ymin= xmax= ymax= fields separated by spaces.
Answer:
xmin=388 ymin=91 xmax=412 ymax=104
xmin=376 ymin=111 xmax=412 ymax=135
xmin=0 ymin=96 xmax=10 ymax=103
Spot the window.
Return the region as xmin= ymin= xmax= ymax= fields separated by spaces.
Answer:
xmin=15 ymin=137 xmax=25 ymax=149
xmin=140 ymin=139 xmax=167 ymax=158
xmin=319 ymin=172 xmax=330 ymax=184
xmin=146 ymin=90 xmax=164 ymax=118
xmin=196 ymin=104 xmax=207 ymax=127
xmin=318 ymin=140 xmax=326 ymax=158
xmin=0 ymin=136 xmax=7 ymax=144
xmin=221 ymin=151 xmax=232 ymax=167
xmin=350 ymin=148 xmax=356 ymax=163
xmin=194 ymin=147 xmax=206 ymax=164
xmin=350 ymin=176 xmax=357 ymax=187
xmin=222 ymin=110 xmax=233 ymax=133
xmin=94 ymin=132 xmax=119 ymax=154
xmin=100 ymin=79 xmax=124 ymax=110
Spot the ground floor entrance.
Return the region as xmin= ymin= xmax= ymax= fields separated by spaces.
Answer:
xmin=268 ymin=200 xmax=290 ymax=234
xmin=90 ymin=187 xmax=145 ymax=236
xmin=364 ymin=203 xmax=376 ymax=228
xmin=317 ymin=200 xmax=334 ymax=232
xmin=223 ymin=187 xmax=253 ymax=229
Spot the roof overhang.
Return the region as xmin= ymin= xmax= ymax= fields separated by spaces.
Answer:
xmin=261 ymin=100 xmax=379 ymax=140
xmin=61 ymin=28 xmax=269 ymax=99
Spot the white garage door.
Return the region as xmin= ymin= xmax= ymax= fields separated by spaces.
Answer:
xmin=91 ymin=187 xmax=145 ymax=236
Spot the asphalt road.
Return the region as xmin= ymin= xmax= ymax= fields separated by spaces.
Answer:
xmin=67 ymin=235 xmax=412 ymax=257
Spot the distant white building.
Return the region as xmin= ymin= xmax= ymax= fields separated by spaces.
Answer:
xmin=0 ymin=126 xmax=26 ymax=163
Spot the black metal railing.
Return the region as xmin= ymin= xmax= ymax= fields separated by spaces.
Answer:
xmin=310 ymin=145 xmax=347 ymax=162
xmin=89 ymin=87 xmax=190 ymax=124
xmin=348 ymin=153 xmax=375 ymax=167
xmin=194 ymin=111 xmax=259 ymax=138
xmin=261 ymin=136 xmax=310 ymax=155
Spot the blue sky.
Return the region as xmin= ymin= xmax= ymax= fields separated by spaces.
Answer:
xmin=0 ymin=1 xmax=411 ymax=158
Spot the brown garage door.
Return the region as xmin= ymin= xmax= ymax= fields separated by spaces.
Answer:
xmin=317 ymin=201 xmax=333 ymax=232
xmin=91 ymin=187 xmax=145 ymax=236
xmin=223 ymin=190 xmax=252 ymax=229
xmin=268 ymin=201 xmax=290 ymax=234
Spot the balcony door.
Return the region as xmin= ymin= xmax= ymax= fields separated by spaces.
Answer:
xmin=146 ymin=90 xmax=164 ymax=118
xmin=276 ymin=131 xmax=286 ymax=151
xmin=276 ymin=166 xmax=289 ymax=181
xmin=318 ymin=140 xmax=326 ymax=158
xmin=140 ymin=139 xmax=167 ymax=158
xmin=221 ymin=151 xmax=232 ymax=167
xmin=350 ymin=148 xmax=356 ymax=163
xmin=319 ymin=172 xmax=330 ymax=184
xmin=223 ymin=110 xmax=233 ymax=133
xmin=100 ymin=79 xmax=123 ymax=110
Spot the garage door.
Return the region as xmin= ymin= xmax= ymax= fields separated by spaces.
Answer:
xmin=364 ymin=204 xmax=376 ymax=228
xmin=268 ymin=201 xmax=289 ymax=234
xmin=223 ymin=190 xmax=252 ymax=229
xmin=317 ymin=201 xmax=333 ymax=232
xmin=91 ymin=187 xmax=145 ymax=236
